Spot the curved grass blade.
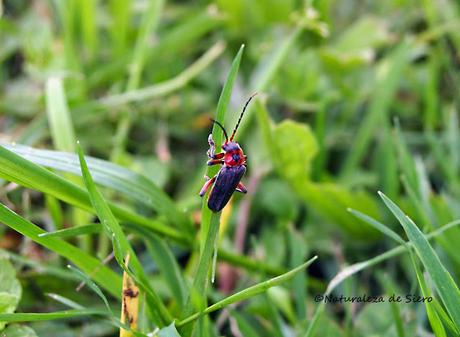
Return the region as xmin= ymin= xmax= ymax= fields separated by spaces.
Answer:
xmin=0 ymin=309 xmax=107 ymax=322
xmin=378 ymin=191 xmax=460 ymax=330
xmin=303 ymin=218 xmax=460 ymax=337
xmin=200 ymin=43 xmax=245 ymax=250
xmin=1 ymin=142 xmax=192 ymax=234
xmin=77 ymin=144 xmax=172 ymax=326
xmin=182 ymin=44 xmax=245 ymax=336
xmin=39 ymin=223 xmax=102 ymax=238
xmin=46 ymin=293 xmax=84 ymax=310
xmin=0 ymin=145 xmax=284 ymax=274
xmin=410 ymin=253 xmax=448 ymax=337
xmin=0 ymin=203 xmax=121 ymax=298
xmin=0 ymin=144 xmax=187 ymax=244
xmin=68 ymin=264 xmax=113 ymax=314
xmin=178 ymin=256 xmax=318 ymax=327
xmin=99 ymin=41 xmax=225 ymax=107
xmin=348 ymin=208 xmax=406 ymax=245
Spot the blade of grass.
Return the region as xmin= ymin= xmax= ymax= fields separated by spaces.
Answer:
xmin=77 ymin=144 xmax=172 ymax=326
xmin=178 ymin=256 xmax=318 ymax=327
xmin=181 ymin=44 xmax=245 ymax=336
xmin=111 ymin=0 xmax=164 ymax=164
xmin=99 ymin=41 xmax=225 ymax=107
xmin=0 ymin=203 xmax=121 ymax=298
xmin=303 ymin=218 xmax=460 ymax=337
xmin=45 ymin=77 xmax=76 ymax=153
xmin=0 ymin=309 xmax=107 ymax=322
xmin=88 ymin=9 xmax=221 ymax=89
xmin=378 ymin=191 xmax=460 ymax=330
xmin=348 ymin=208 xmax=406 ymax=245
xmin=79 ymin=0 xmax=97 ymax=58
xmin=143 ymin=232 xmax=188 ymax=309
xmin=109 ymin=0 xmax=131 ymax=56
xmin=2 ymin=143 xmax=192 ymax=234
xmin=39 ymin=224 xmax=102 ymax=238
xmin=46 ymin=293 xmax=84 ymax=310
xmin=410 ymin=253 xmax=447 ymax=337
xmin=0 ymin=144 xmax=187 ymax=243
xmin=126 ymin=0 xmax=164 ymax=90
xmin=379 ymin=273 xmax=405 ymax=337
xmin=341 ymin=41 xmax=410 ymax=176
xmin=45 ymin=76 xmax=91 ymax=251
xmin=235 ymin=26 xmax=303 ymax=138
xmin=0 ymin=144 xmax=286 ymax=275
xmin=200 ymin=44 xmax=244 ymax=252
xmin=68 ymin=265 xmax=113 ymax=314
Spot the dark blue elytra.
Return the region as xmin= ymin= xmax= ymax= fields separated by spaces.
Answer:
xmin=207 ymin=165 xmax=246 ymax=212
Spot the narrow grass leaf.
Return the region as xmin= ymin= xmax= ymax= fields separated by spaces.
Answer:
xmin=0 ymin=144 xmax=186 ymax=243
xmin=126 ymin=0 xmax=164 ymax=90
xmin=67 ymin=265 xmax=112 ymax=314
xmin=0 ymin=309 xmax=107 ymax=322
xmin=143 ymin=233 xmax=187 ymax=308
xmin=2 ymin=143 xmax=192 ymax=234
xmin=46 ymin=293 xmax=84 ymax=310
xmin=0 ymin=203 xmax=121 ymax=297
xmin=348 ymin=208 xmax=406 ymax=245
xmin=378 ymin=191 xmax=460 ymax=329
xmin=182 ymin=43 xmax=245 ymax=335
xmin=39 ymin=224 xmax=102 ymax=238
xmin=342 ymin=42 xmax=410 ymax=176
xmin=45 ymin=77 xmax=76 ymax=153
xmin=200 ymin=44 xmax=244 ymax=251
xmin=99 ymin=41 xmax=225 ymax=107
xmin=410 ymin=253 xmax=448 ymax=337
xmin=178 ymin=256 xmax=318 ymax=327
xmin=304 ymin=218 xmax=460 ymax=337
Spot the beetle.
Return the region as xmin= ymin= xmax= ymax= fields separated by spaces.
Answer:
xmin=199 ymin=93 xmax=257 ymax=212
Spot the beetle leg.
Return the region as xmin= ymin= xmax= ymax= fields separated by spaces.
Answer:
xmin=207 ymin=158 xmax=224 ymax=166
xmin=236 ymin=182 xmax=247 ymax=194
xmin=199 ymin=176 xmax=216 ymax=196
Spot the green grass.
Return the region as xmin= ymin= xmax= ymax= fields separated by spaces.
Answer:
xmin=1 ymin=1 xmax=460 ymax=336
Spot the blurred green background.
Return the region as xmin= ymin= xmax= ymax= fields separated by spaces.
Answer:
xmin=1 ymin=0 xmax=460 ymax=336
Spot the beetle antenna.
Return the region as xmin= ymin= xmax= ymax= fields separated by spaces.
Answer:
xmin=210 ymin=118 xmax=228 ymax=143
xmin=230 ymin=93 xmax=257 ymax=141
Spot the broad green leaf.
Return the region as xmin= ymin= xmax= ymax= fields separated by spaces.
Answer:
xmin=333 ymin=16 xmax=390 ymax=53
xmin=272 ymin=120 xmax=318 ymax=181
xmin=0 ymin=253 xmax=21 ymax=330
xmin=2 ymin=324 xmax=38 ymax=337
xmin=379 ymin=192 xmax=460 ymax=330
